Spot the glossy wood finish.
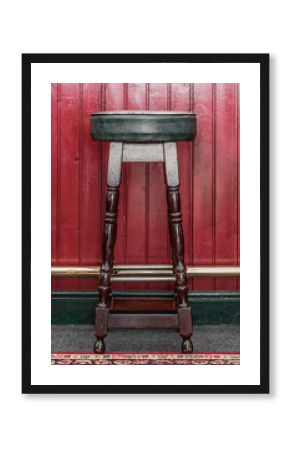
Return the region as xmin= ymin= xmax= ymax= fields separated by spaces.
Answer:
xmin=51 ymin=83 xmax=239 ymax=295
xmin=111 ymin=298 xmax=176 ymax=311
xmin=109 ymin=313 xmax=178 ymax=329
xmin=164 ymin=143 xmax=193 ymax=352
xmin=95 ymin=143 xmax=122 ymax=353
xmin=93 ymin=139 xmax=193 ymax=353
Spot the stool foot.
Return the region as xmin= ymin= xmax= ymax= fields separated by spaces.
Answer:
xmin=182 ymin=338 xmax=193 ymax=354
xmin=94 ymin=339 xmax=105 ymax=354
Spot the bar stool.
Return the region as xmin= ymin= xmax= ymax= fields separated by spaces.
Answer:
xmin=90 ymin=111 xmax=197 ymax=353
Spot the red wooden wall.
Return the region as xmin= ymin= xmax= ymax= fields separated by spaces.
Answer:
xmin=51 ymin=83 xmax=239 ymax=292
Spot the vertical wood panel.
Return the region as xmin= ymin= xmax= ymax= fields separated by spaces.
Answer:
xmin=215 ymin=84 xmax=238 ymax=290
xmin=80 ymin=83 xmax=102 ymax=290
xmin=77 ymin=85 xmax=83 ymax=291
xmin=58 ymin=84 xmax=80 ymax=289
xmin=51 ymin=84 xmax=58 ymax=290
xmin=192 ymin=84 xmax=215 ymax=290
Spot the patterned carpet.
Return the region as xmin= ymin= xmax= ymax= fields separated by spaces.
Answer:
xmin=51 ymin=352 xmax=240 ymax=365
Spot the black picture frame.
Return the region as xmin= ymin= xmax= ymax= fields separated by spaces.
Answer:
xmin=22 ymin=53 xmax=269 ymax=394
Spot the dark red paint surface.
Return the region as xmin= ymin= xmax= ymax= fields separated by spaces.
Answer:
xmin=51 ymin=83 xmax=239 ymax=292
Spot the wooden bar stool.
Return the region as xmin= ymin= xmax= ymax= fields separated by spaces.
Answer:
xmin=90 ymin=111 xmax=197 ymax=353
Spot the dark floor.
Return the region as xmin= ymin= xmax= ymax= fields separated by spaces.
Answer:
xmin=51 ymin=324 xmax=240 ymax=353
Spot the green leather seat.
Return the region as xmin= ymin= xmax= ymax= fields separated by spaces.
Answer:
xmin=90 ymin=111 xmax=196 ymax=142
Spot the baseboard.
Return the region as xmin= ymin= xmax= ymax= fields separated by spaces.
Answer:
xmin=51 ymin=290 xmax=240 ymax=325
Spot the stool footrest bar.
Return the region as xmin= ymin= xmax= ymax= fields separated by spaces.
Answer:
xmin=51 ymin=265 xmax=240 ymax=278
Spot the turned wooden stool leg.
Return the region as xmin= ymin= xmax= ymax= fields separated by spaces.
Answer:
xmin=164 ymin=143 xmax=193 ymax=353
xmin=94 ymin=142 xmax=123 ymax=354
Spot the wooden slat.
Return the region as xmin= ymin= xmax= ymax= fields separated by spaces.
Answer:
xmin=111 ymin=298 xmax=176 ymax=312
xmin=215 ymin=84 xmax=238 ymax=290
xmin=193 ymin=84 xmax=215 ymax=291
xmin=51 ymin=84 xmax=58 ymax=291
xmin=108 ymin=313 xmax=178 ymax=329
xmin=80 ymin=84 xmax=102 ymax=290
xmin=58 ymin=84 xmax=80 ymax=290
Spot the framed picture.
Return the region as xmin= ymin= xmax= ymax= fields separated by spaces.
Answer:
xmin=22 ymin=53 xmax=269 ymax=394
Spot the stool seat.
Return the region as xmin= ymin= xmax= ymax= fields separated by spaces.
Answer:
xmin=90 ymin=111 xmax=196 ymax=142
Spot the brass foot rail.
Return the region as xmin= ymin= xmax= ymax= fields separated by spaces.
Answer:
xmin=51 ymin=265 xmax=240 ymax=282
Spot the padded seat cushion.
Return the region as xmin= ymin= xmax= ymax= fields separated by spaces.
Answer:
xmin=90 ymin=111 xmax=196 ymax=142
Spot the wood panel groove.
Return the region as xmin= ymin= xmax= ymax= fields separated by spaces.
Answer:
xmin=167 ymin=83 xmax=172 ymax=110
